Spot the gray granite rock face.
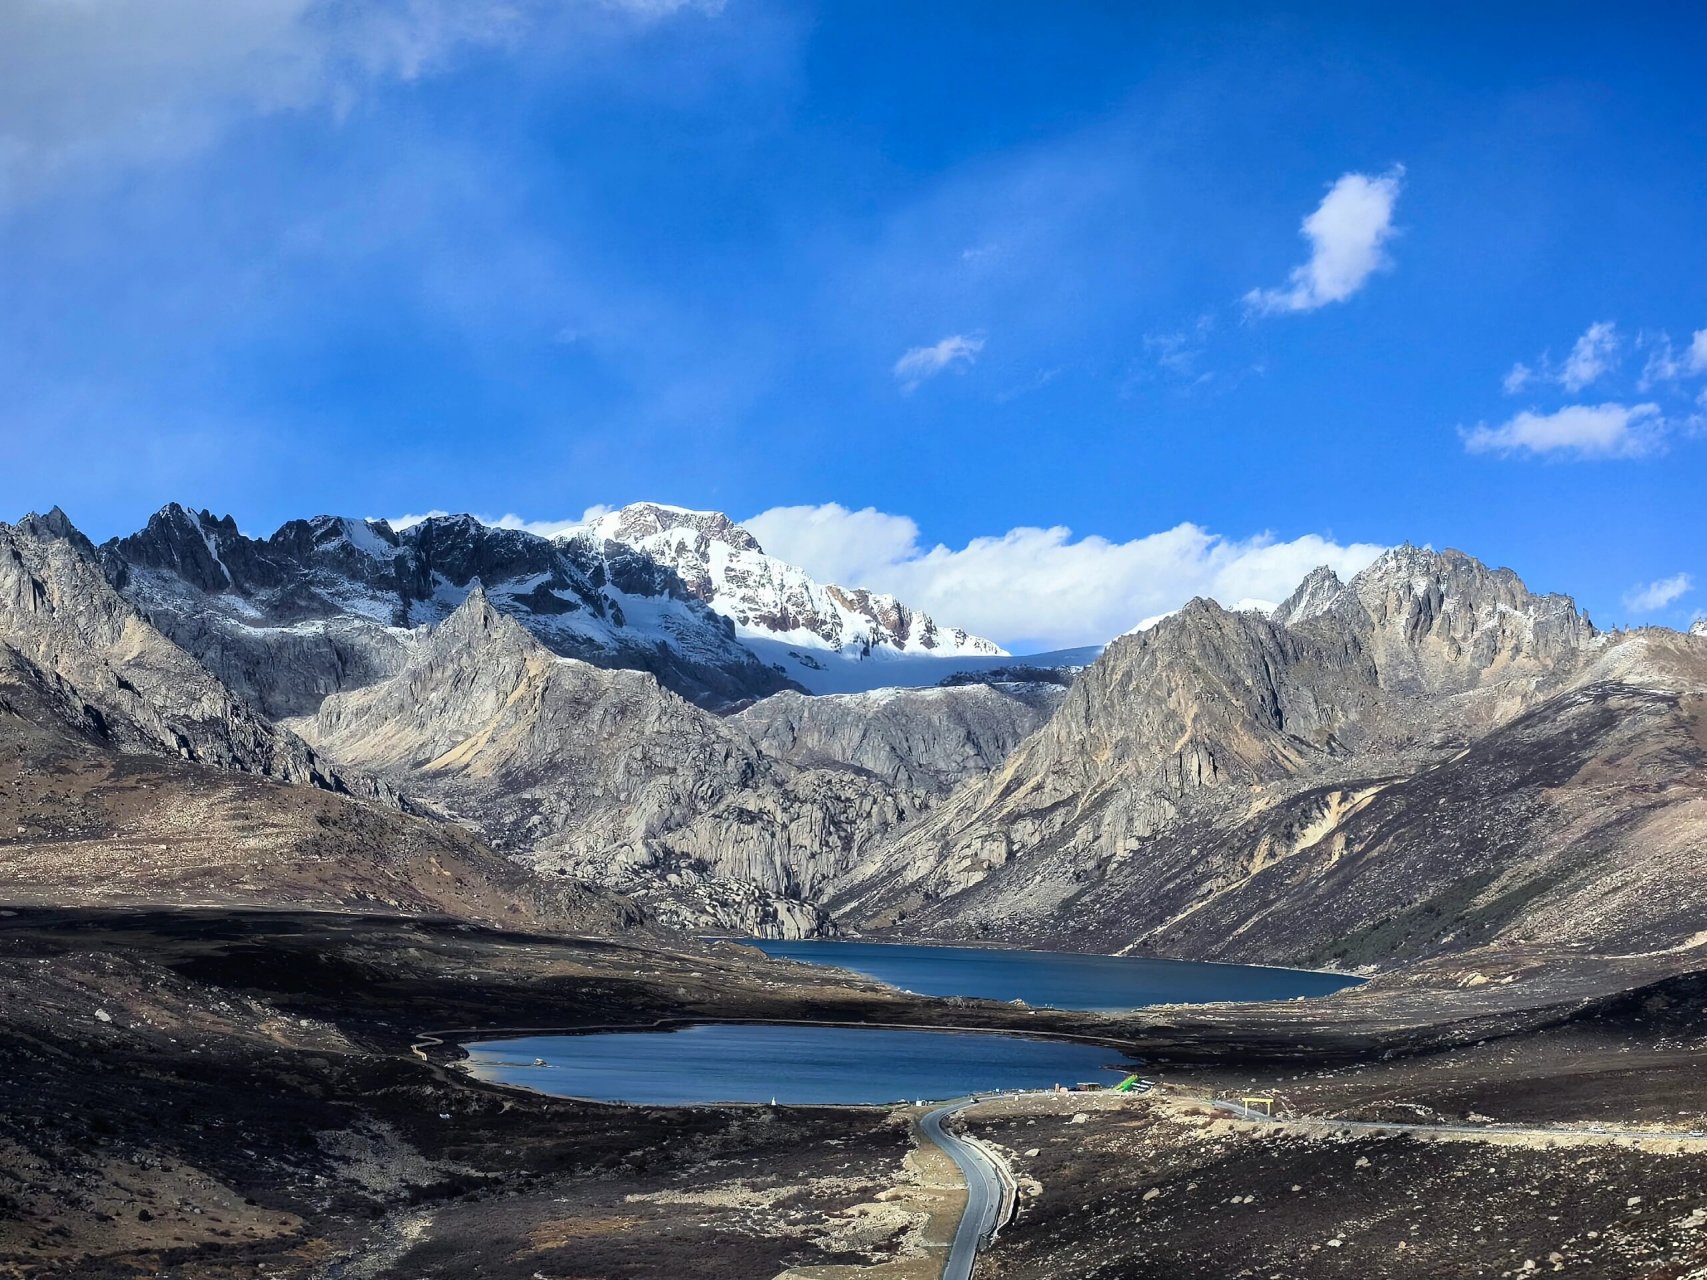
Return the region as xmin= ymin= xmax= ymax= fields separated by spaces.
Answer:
xmin=1271 ymin=565 xmax=1344 ymax=625
xmin=0 ymin=513 xmax=379 ymax=799
xmin=830 ymin=546 xmax=1640 ymax=964
xmin=294 ymin=589 xmax=931 ymax=937
xmin=733 ymin=682 xmax=1065 ymax=794
xmin=24 ymin=502 xmax=1699 ymax=966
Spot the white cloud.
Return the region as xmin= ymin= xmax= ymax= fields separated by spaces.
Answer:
xmin=1502 ymin=362 xmax=1534 ymax=395
xmin=744 ymin=504 xmax=924 ymax=585
xmin=387 ymin=506 xmax=611 ymax=538
xmin=1244 ymin=166 xmax=1405 ymax=316
xmin=0 ymin=0 xmax=715 ymax=203
xmin=1558 ymin=321 xmax=1619 ymax=392
xmin=993 ymin=366 xmax=1062 ymax=404
xmin=1623 ymin=573 xmax=1693 ymax=613
xmin=1639 ymin=327 xmax=1707 ymax=388
xmin=388 ymin=510 xmax=451 ymax=530
xmin=892 ymin=334 xmax=985 ymax=392
xmin=744 ymin=503 xmax=1387 ymax=650
xmin=1143 ymin=314 xmax=1216 ymax=383
xmin=1461 ymin=402 xmax=1664 ymax=460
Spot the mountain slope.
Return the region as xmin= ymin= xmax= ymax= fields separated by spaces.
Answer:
xmin=0 ymin=517 xmax=641 ymax=933
xmin=102 ymin=504 xmax=795 ymax=716
xmin=291 ymin=589 xmax=932 ymax=935
xmin=0 ymin=660 xmax=640 ymax=931
xmin=832 ymin=547 xmax=1679 ymax=967
xmin=98 ymin=502 xmax=1019 ymax=718
xmin=1 ymin=511 xmax=377 ymax=798
xmin=733 ymin=682 xmax=1065 ymax=794
xmin=863 ymin=644 xmax=1707 ymax=965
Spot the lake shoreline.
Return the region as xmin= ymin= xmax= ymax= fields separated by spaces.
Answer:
xmin=742 ymin=937 xmax=1364 ymax=1014
xmin=460 ymin=1021 xmax=1143 ymax=1107
xmin=709 ymin=932 xmax=1366 ymax=981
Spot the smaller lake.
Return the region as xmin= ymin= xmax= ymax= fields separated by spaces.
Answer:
xmin=464 ymin=1024 xmax=1134 ymax=1105
xmin=747 ymin=939 xmax=1361 ymax=1012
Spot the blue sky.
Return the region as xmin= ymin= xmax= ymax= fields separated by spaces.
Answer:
xmin=2 ymin=1 xmax=1704 ymax=648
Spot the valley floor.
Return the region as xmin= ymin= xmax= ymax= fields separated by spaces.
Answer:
xmin=0 ymin=908 xmax=1702 ymax=1280
xmin=969 ymin=1088 xmax=1707 ymax=1280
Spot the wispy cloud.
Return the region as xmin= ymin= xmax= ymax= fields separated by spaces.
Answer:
xmin=746 ymin=502 xmax=1385 ymax=650
xmin=994 ymin=366 xmax=1062 ymax=404
xmin=1623 ymin=572 xmax=1692 ymax=613
xmin=893 ymin=333 xmax=985 ymax=393
xmin=1558 ymin=321 xmax=1619 ymax=392
xmin=1505 ymin=321 xmax=1626 ymax=395
xmin=1639 ymin=327 xmax=1707 ymax=388
xmin=0 ymin=0 xmax=719 ymax=204
xmin=1143 ymin=314 xmax=1216 ymax=384
xmin=1502 ymin=362 xmax=1534 ymax=395
xmin=1244 ymin=166 xmax=1405 ymax=316
xmin=1461 ymin=402 xmax=1664 ymax=460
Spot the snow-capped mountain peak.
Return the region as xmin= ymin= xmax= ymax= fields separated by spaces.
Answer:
xmin=569 ymin=501 xmax=1005 ymax=664
xmin=96 ymin=500 xmax=1021 ymax=712
xmin=584 ymin=502 xmax=761 ymax=554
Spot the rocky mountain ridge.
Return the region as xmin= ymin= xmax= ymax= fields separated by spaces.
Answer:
xmin=8 ymin=503 xmax=1704 ymax=967
xmin=101 ymin=503 xmax=792 ymax=716
xmin=1 ymin=511 xmax=375 ymax=798
xmin=577 ymin=502 xmax=1002 ymax=671
xmin=289 ymin=588 xmax=958 ymax=935
xmin=0 ymin=512 xmax=640 ymax=933
xmin=830 ymin=547 xmax=1707 ymax=968
xmin=97 ymin=501 xmax=1012 ymax=718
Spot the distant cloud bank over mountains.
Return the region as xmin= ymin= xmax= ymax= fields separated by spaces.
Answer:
xmin=381 ymin=502 xmax=1389 ymax=653
xmin=736 ymin=503 xmax=1388 ymax=652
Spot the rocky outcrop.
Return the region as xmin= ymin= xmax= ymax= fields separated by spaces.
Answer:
xmin=1271 ymin=566 xmax=1344 ymax=626
xmin=736 ymin=683 xmax=1065 ymax=794
xmin=293 ymin=590 xmax=930 ymax=936
xmin=0 ymin=512 xmax=377 ymax=798
xmin=0 ymin=515 xmax=640 ymax=934
xmin=1311 ymin=544 xmax=1597 ymax=705
xmin=0 ymin=642 xmax=642 ymax=934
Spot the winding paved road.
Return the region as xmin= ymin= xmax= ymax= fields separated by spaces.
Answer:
xmin=921 ymin=1102 xmax=1005 ymax=1280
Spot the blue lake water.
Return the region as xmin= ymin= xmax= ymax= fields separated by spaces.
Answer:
xmin=746 ymin=939 xmax=1362 ymax=1012
xmin=463 ymin=1023 xmax=1135 ymax=1105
